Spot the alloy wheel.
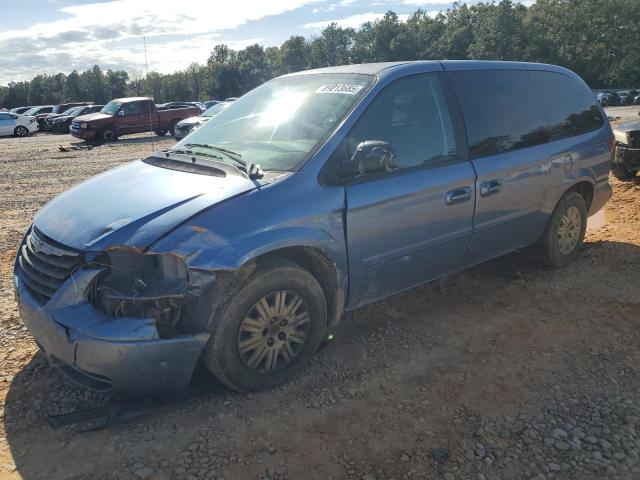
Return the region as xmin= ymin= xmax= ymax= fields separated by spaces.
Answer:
xmin=557 ymin=205 xmax=582 ymax=254
xmin=237 ymin=290 xmax=310 ymax=373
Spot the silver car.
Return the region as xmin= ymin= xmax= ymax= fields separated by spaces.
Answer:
xmin=173 ymin=101 xmax=232 ymax=139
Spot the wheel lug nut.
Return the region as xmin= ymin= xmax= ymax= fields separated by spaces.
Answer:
xmin=279 ymin=319 xmax=287 ymax=326
xmin=278 ymin=332 xmax=286 ymax=341
xmin=267 ymin=338 xmax=275 ymax=346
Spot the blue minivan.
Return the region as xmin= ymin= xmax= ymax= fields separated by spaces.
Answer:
xmin=14 ymin=61 xmax=613 ymax=394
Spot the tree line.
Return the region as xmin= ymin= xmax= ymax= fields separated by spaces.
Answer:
xmin=1 ymin=0 xmax=638 ymax=109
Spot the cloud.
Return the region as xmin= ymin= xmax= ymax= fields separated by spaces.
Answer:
xmin=303 ymin=12 xmax=410 ymax=30
xmin=0 ymin=0 xmax=319 ymax=84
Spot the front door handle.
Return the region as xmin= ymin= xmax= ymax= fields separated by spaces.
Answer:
xmin=445 ymin=186 xmax=472 ymax=205
xmin=479 ymin=179 xmax=503 ymax=197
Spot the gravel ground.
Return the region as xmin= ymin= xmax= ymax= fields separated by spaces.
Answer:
xmin=0 ymin=131 xmax=639 ymax=480
xmin=604 ymin=105 xmax=640 ymax=122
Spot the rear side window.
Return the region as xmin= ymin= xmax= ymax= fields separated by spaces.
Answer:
xmin=528 ymin=71 xmax=604 ymax=141
xmin=448 ymin=70 xmax=547 ymax=159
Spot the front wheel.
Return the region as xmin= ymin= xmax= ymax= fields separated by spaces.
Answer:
xmin=535 ymin=191 xmax=587 ymax=267
xmin=168 ymin=120 xmax=179 ymax=137
xmin=202 ymin=259 xmax=327 ymax=392
xmin=14 ymin=126 xmax=29 ymax=137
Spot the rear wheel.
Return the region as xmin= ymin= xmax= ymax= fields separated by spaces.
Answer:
xmin=98 ymin=127 xmax=118 ymax=143
xmin=202 ymin=259 xmax=327 ymax=392
xmin=14 ymin=126 xmax=29 ymax=137
xmin=612 ymin=162 xmax=637 ymax=181
xmin=535 ymin=191 xmax=587 ymax=267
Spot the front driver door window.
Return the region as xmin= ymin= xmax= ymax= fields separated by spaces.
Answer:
xmin=119 ymin=102 xmax=143 ymax=134
xmin=340 ymin=72 xmax=476 ymax=307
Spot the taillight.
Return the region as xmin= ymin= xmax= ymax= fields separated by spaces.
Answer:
xmin=609 ymin=133 xmax=616 ymax=163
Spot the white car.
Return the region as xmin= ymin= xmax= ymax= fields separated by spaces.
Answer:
xmin=0 ymin=112 xmax=39 ymax=137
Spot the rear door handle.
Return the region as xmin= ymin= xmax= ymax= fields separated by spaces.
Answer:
xmin=479 ymin=179 xmax=503 ymax=197
xmin=445 ymin=186 xmax=472 ymax=205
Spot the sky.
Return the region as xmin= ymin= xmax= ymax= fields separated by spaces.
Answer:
xmin=0 ymin=0 xmax=533 ymax=85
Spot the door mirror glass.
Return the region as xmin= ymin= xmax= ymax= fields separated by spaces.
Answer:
xmin=117 ymin=110 xmax=125 ymax=116
xmin=336 ymin=140 xmax=397 ymax=177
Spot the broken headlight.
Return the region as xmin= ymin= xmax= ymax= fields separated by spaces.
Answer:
xmin=90 ymin=247 xmax=189 ymax=334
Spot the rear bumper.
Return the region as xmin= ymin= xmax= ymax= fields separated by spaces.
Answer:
xmin=615 ymin=145 xmax=640 ymax=172
xmin=70 ymin=127 xmax=97 ymax=140
xmin=14 ymin=268 xmax=208 ymax=395
xmin=589 ymin=178 xmax=612 ymax=216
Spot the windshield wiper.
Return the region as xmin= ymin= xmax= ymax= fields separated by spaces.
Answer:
xmin=184 ymin=143 xmax=264 ymax=179
xmin=165 ymin=147 xmax=224 ymax=161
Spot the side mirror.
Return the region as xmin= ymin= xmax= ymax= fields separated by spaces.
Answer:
xmin=117 ymin=110 xmax=125 ymax=116
xmin=341 ymin=140 xmax=397 ymax=177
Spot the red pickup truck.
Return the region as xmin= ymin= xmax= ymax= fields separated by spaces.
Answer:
xmin=70 ymin=97 xmax=201 ymax=142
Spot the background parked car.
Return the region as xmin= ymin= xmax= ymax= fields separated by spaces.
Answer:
xmin=21 ymin=106 xmax=54 ymax=130
xmin=158 ymin=101 xmax=206 ymax=112
xmin=0 ymin=112 xmax=38 ymax=137
xmin=23 ymin=105 xmax=53 ymax=125
xmin=70 ymin=97 xmax=201 ymax=142
xmin=617 ymin=91 xmax=635 ymax=105
xmin=173 ymin=101 xmax=232 ymax=139
xmin=10 ymin=106 xmax=33 ymax=115
xmin=45 ymin=104 xmax=104 ymax=133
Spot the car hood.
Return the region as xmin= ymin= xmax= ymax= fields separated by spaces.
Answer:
xmin=179 ymin=116 xmax=209 ymax=126
xmin=74 ymin=112 xmax=112 ymax=123
xmin=34 ymin=158 xmax=264 ymax=252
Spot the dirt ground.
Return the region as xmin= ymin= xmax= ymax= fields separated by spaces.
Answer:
xmin=0 ymin=129 xmax=639 ymax=480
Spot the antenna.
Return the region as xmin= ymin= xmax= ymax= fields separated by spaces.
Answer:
xmin=143 ymin=36 xmax=152 ymax=134
xmin=143 ymin=36 xmax=149 ymax=78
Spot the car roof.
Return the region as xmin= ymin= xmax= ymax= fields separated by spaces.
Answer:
xmin=284 ymin=60 xmax=574 ymax=77
xmin=112 ymin=97 xmax=152 ymax=103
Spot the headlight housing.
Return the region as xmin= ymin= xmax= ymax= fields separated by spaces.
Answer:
xmin=90 ymin=247 xmax=189 ymax=336
xmin=80 ymin=122 xmax=88 ymax=129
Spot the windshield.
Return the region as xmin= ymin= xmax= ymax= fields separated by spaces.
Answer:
xmin=101 ymin=101 xmax=122 ymax=115
xmin=177 ymin=73 xmax=374 ymax=171
xmin=63 ymin=107 xmax=82 ymax=115
xmin=23 ymin=107 xmax=40 ymax=116
xmin=202 ymin=102 xmax=230 ymax=117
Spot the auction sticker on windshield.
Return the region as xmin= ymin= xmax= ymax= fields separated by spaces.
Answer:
xmin=315 ymin=84 xmax=364 ymax=95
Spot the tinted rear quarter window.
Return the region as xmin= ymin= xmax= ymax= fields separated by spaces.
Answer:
xmin=527 ymin=70 xmax=604 ymax=141
xmin=448 ymin=69 xmax=547 ymax=159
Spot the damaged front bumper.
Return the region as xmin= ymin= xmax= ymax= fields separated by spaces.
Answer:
xmin=14 ymin=268 xmax=208 ymax=394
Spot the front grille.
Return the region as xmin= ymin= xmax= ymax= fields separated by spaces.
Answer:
xmin=17 ymin=227 xmax=84 ymax=301
xmin=71 ymin=121 xmax=80 ymax=129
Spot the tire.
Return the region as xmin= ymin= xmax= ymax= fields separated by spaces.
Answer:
xmin=202 ymin=258 xmax=327 ymax=392
xmin=612 ymin=162 xmax=637 ymax=181
xmin=14 ymin=126 xmax=29 ymax=137
xmin=98 ymin=127 xmax=118 ymax=143
xmin=168 ymin=120 xmax=179 ymax=137
xmin=154 ymin=129 xmax=167 ymax=136
xmin=536 ymin=191 xmax=587 ymax=267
